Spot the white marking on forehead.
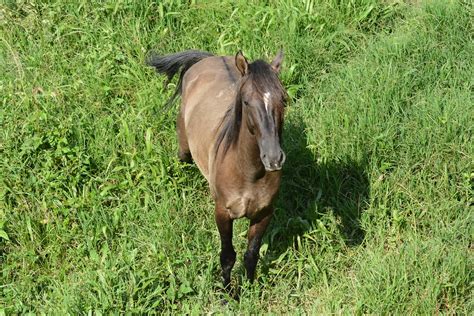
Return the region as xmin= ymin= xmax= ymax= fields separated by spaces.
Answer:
xmin=263 ymin=92 xmax=271 ymax=114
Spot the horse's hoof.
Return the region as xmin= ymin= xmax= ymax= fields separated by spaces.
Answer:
xmin=220 ymin=298 xmax=229 ymax=306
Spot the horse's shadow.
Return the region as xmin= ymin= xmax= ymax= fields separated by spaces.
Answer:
xmin=261 ymin=114 xmax=369 ymax=273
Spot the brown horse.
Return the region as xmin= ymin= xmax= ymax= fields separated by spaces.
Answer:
xmin=148 ymin=49 xmax=287 ymax=290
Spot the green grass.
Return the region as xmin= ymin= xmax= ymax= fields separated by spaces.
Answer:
xmin=1 ymin=0 xmax=472 ymax=313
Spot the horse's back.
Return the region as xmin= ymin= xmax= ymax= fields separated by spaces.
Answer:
xmin=181 ymin=56 xmax=239 ymax=180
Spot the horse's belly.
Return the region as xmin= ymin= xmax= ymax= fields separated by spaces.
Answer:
xmin=184 ymin=105 xmax=222 ymax=181
xmin=183 ymin=93 xmax=233 ymax=182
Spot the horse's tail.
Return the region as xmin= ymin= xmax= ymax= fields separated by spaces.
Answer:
xmin=147 ymin=50 xmax=214 ymax=108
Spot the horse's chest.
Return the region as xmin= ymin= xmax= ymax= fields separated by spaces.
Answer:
xmin=223 ymin=183 xmax=278 ymax=220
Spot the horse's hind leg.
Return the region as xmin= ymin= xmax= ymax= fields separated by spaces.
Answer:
xmin=215 ymin=203 xmax=236 ymax=291
xmin=177 ymin=108 xmax=192 ymax=163
xmin=244 ymin=208 xmax=273 ymax=282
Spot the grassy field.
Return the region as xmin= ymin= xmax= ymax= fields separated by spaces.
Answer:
xmin=1 ymin=0 xmax=472 ymax=313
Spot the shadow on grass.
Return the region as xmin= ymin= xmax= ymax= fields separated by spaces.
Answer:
xmin=262 ymin=114 xmax=370 ymax=270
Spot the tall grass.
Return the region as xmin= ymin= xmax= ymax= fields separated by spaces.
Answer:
xmin=1 ymin=0 xmax=472 ymax=313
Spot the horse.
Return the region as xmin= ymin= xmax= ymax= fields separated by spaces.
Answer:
xmin=147 ymin=49 xmax=287 ymax=291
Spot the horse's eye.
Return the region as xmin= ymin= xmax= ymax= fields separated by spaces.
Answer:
xmin=243 ymin=101 xmax=249 ymax=106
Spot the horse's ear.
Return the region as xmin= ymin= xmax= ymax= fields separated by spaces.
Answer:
xmin=235 ymin=50 xmax=248 ymax=76
xmin=271 ymin=49 xmax=284 ymax=74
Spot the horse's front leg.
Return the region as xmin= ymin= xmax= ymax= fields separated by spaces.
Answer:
xmin=215 ymin=203 xmax=236 ymax=291
xmin=244 ymin=207 xmax=273 ymax=282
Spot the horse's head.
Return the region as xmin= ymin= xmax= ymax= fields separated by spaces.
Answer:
xmin=235 ymin=50 xmax=287 ymax=172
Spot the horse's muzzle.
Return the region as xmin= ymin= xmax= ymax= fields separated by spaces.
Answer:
xmin=262 ymin=150 xmax=286 ymax=172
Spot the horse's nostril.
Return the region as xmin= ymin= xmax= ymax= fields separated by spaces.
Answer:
xmin=279 ymin=152 xmax=285 ymax=162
